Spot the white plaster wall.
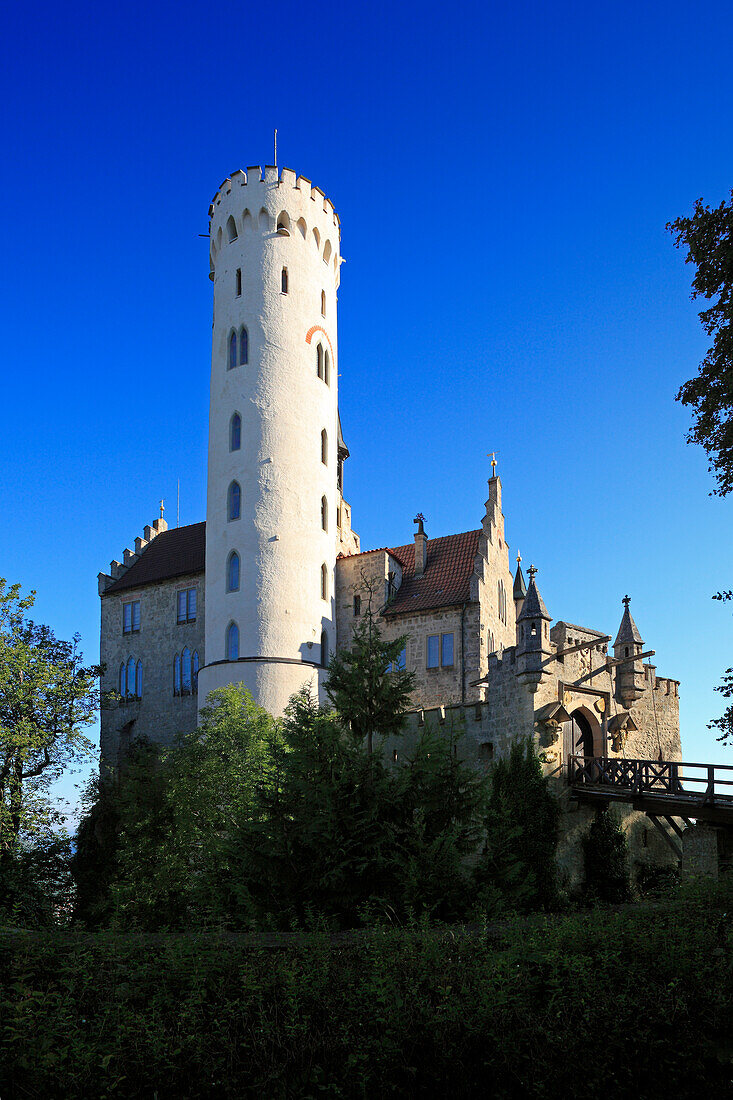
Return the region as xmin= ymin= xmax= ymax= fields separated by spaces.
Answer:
xmin=198 ymin=166 xmax=341 ymax=716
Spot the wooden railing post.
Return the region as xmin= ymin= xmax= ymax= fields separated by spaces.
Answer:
xmin=704 ymin=765 xmax=715 ymax=805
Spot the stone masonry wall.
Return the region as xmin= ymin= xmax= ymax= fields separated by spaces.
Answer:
xmin=100 ymin=572 xmax=205 ymax=767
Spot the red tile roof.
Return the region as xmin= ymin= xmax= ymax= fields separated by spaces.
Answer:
xmin=355 ymin=529 xmax=481 ymax=616
xmin=104 ymin=521 xmax=206 ymax=595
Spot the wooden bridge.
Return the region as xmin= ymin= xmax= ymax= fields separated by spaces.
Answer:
xmin=568 ymin=755 xmax=733 ymax=859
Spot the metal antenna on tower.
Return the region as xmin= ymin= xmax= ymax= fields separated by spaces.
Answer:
xmin=177 ymin=479 xmax=180 ymax=528
xmin=274 ymin=129 xmax=277 ymax=167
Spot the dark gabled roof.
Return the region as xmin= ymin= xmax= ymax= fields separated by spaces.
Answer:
xmin=513 ymin=562 xmax=527 ymax=600
xmin=104 ymin=521 xmax=206 ymax=595
xmin=364 ymin=529 xmax=482 ymax=617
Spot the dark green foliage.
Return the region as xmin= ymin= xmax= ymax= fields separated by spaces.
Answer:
xmin=634 ymin=861 xmax=680 ymax=899
xmin=325 ymin=609 xmax=415 ymax=753
xmin=1 ymin=885 xmax=731 ymax=1098
xmin=0 ymin=835 xmax=73 ymax=929
xmin=668 ymin=192 xmax=733 ymax=498
xmin=476 ymin=737 xmax=560 ymax=910
xmin=582 ymin=806 xmax=631 ymax=903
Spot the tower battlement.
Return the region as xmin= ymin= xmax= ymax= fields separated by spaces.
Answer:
xmin=208 ymin=167 xmax=340 ymax=233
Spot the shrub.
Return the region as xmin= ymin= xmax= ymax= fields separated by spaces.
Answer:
xmin=582 ymin=806 xmax=631 ymax=903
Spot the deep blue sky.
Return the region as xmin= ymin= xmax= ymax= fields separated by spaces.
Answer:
xmin=3 ymin=0 xmax=733 ymax=817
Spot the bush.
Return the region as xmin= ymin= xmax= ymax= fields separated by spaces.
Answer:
xmin=582 ymin=806 xmax=631 ymax=903
xmin=1 ymin=886 xmax=731 ymax=1098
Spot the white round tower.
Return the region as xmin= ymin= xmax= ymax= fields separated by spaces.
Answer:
xmin=197 ymin=165 xmax=342 ymax=716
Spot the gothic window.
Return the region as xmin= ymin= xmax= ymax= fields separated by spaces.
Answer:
xmin=226 ymin=215 xmax=238 ymax=242
xmin=320 ymin=630 xmax=328 ymax=668
xmin=321 ymin=495 xmax=328 ymax=532
xmin=321 ymin=563 xmax=328 ymax=601
xmin=228 ymin=481 xmax=241 ymax=521
xmin=230 ymin=412 xmax=241 ymax=451
xmin=235 ymin=268 xmax=242 ymax=296
xmin=174 ymin=654 xmax=181 ymax=695
xmin=227 ymin=551 xmax=240 ymax=592
xmin=239 ymin=327 xmax=248 ymax=365
xmin=281 ymin=267 xmax=288 ymax=294
xmin=276 ymin=211 xmax=290 ymax=235
xmin=324 ymin=349 xmax=330 ymax=386
xmin=297 ymin=217 xmax=307 ymax=238
xmin=192 ymin=651 xmax=199 ymax=693
xmin=321 ymin=290 xmax=326 ymax=317
xmin=321 ymin=429 xmax=328 ymax=465
xmin=127 ymin=657 xmax=136 ymax=698
xmin=313 ymin=226 xmax=321 ymax=250
xmin=323 ymin=240 xmax=332 ymax=264
xmin=227 ymin=621 xmax=239 ymax=661
xmin=182 ymin=647 xmax=192 ymax=694
xmin=136 ymin=661 xmax=143 ymax=698
xmin=228 ymin=330 xmax=237 ymax=370
xmin=119 ymin=663 xmax=125 ymax=696
xmin=317 ymin=344 xmax=324 ymax=379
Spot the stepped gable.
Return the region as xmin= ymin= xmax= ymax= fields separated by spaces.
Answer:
xmin=104 ymin=522 xmax=206 ymax=594
xmin=382 ymin=529 xmax=482 ymax=616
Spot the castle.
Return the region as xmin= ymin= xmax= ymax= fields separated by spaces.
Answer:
xmin=98 ymin=164 xmax=683 ymax=879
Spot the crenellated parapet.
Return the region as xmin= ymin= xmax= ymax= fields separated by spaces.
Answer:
xmin=208 ymin=165 xmax=341 ymax=284
xmin=97 ymin=516 xmax=167 ymax=595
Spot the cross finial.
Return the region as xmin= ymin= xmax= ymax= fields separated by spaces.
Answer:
xmin=488 ymin=451 xmax=499 ymax=476
xmin=622 ymin=594 xmax=631 ymax=608
xmin=528 ymin=564 xmax=537 ymax=581
xmin=160 ymin=499 xmax=165 ymax=519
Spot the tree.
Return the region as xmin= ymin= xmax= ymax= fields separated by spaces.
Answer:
xmin=0 ymin=579 xmax=99 ymax=882
xmin=670 ymin=195 xmax=733 ymax=741
xmin=325 ymin=587 xmax=415 ymax=754
xmin=669 ymin=192 xmax=733 ymax=497
xmin=582 ymin=806 xmax=630 ymax=903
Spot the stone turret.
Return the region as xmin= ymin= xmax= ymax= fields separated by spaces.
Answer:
xmin=413 ymin=513 xmax=427 ymax=576
xmin=613 ymin=595 xmax=646 ymax=708
xmin=516 ymin=565 xmax=552 ymax=691
xmin=513 ymin=553 xmax=526 ymax=629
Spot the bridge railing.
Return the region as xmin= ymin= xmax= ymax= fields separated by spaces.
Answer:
xmin=568 ymin=756 xmax=733 ymax=804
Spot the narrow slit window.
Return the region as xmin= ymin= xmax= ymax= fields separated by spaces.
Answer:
xmin=136 ymin=661 xmax=143 ymax=698
xmin=119 ymin=663 xmax=125 ymax=696
xmin=127 ymin=657 xmax=136 ymax=697
xmin=320 ymin=630 xmax=328 ymax=668
xmin=239 ymin=327 xmax=248 ymax=365
xmin=321 ymin=563 xmax=328 ymax=601
xmin=227 ymin=622 xmax=239 ymax=661
xmin=230 ymin=412 xmax=241 ymax=451
xmin=321 ymin=290 xmax=326 ymax=317
xmin=182 ymin=648 xmax=192 ymax=694
xmin=228 ymin=481 xmax=241 ymax=521
xmin=353 ymin=594 xmax=361 ymax=617
xmin=324 ymin=350 xmax=330 ymax=386
xmin=227 ymin=551 xmax=240 ymax=592
xmin=192 ymin=651 xmax=199 ymax=692
xmin=321 ymin=429 xmax=328 ymax=465
xmin=228 ymin=330 xmax=237 ymax=370
xmin=317 ymin=344 xmax=323 ymax=379
xmin=174 ymin=654 xmax=181 ymax=695
xmin=235 ymin=268 xmax=242 ymax=296
xmin=281 ymin=267 xmax=288 ymax=294
xmin=321 ymin=495 xmax=328 ymax=531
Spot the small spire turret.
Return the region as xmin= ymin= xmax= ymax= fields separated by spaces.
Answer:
xmin=516 ymin=566 xmax=552 ymax=692
xmin=613 ymin=595 xmax=646 ymax=707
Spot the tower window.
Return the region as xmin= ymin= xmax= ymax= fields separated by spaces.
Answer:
xmin=239 ymin=327 xmax=248 ymax=365
xmin=317 ymin=344 xmax=324 ymax=379
xmin=228 ymin=480 xmax=241 ymax=521
xmin=228 ymin=330 xmax=237 ymax=370
xmin=321 ymin=290 xmax=326 ymax=317
xmin=321 ymin=429 xmax=328 ymax=465
xmin=321 ymin=630 xmax=329 ymax=668
xmin=235 ymin=268 xmax=242 ymax=296
xmin=227 ymin=551 xmax=240 ymax=592
xmin=321 ymin=563 xmax=328 ymax=601
xmin=230 ymin=412 xmax=241 ymax=451
xmin=281 ymin=267 xmax=288 ymax=294
xmin=324 ymin=350 xmax=330 ymax=386
xmin=226 ymin=621 xmax=239 ymax=661
xmin=321 ymin=495 xmax=328 ymax=532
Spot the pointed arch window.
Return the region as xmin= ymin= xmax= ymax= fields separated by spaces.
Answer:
xmin=174 ymin=653 xmax=181 ymax=695
xmin=227 ymin=551 xmax=240 ymax=592
xmin=321 ymin=290 xmax=326 ymax=317
xmin=227 ymin=621 xmax=239 ymax=661
xmin=228 ymin=481 xmax=241 ymax=521
xmin=226 ymin=215 xmax=238 ymax=242
xmin=119 ymin=663 xmax=125 ymax=697
xmin=182 ymin=647 xmax=192 ymax=694
xmin=127 ymin=657 xmax=136 ymax=698
xmin=321 ymin=563 xmax=328 ymax=601
xmin=321 ymin=630 xmax=329 ymax=668
xmin=321 ymin=495 xmax=328 ymax=532
xmin=192 ymin=651 xmax=199 ymax=693
xmin=317 ymin=344 xmax=324 ymax=379
xmin=321 ymin=429 xmax=328 ymax=465
xmin=281 ymin=267 xmax=288 ymax=294
xmin=324 ymin=349 xmax=330 ymax=386
xmin=136 ymin=661 xmax=143 ymax=698
xmin=230 ymin=412 xmax=241 ymax=451
xmin=239 ymin=327 xmax=248 ymax=365
xmin=228 ymin=330 xmax=237 ymax=370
